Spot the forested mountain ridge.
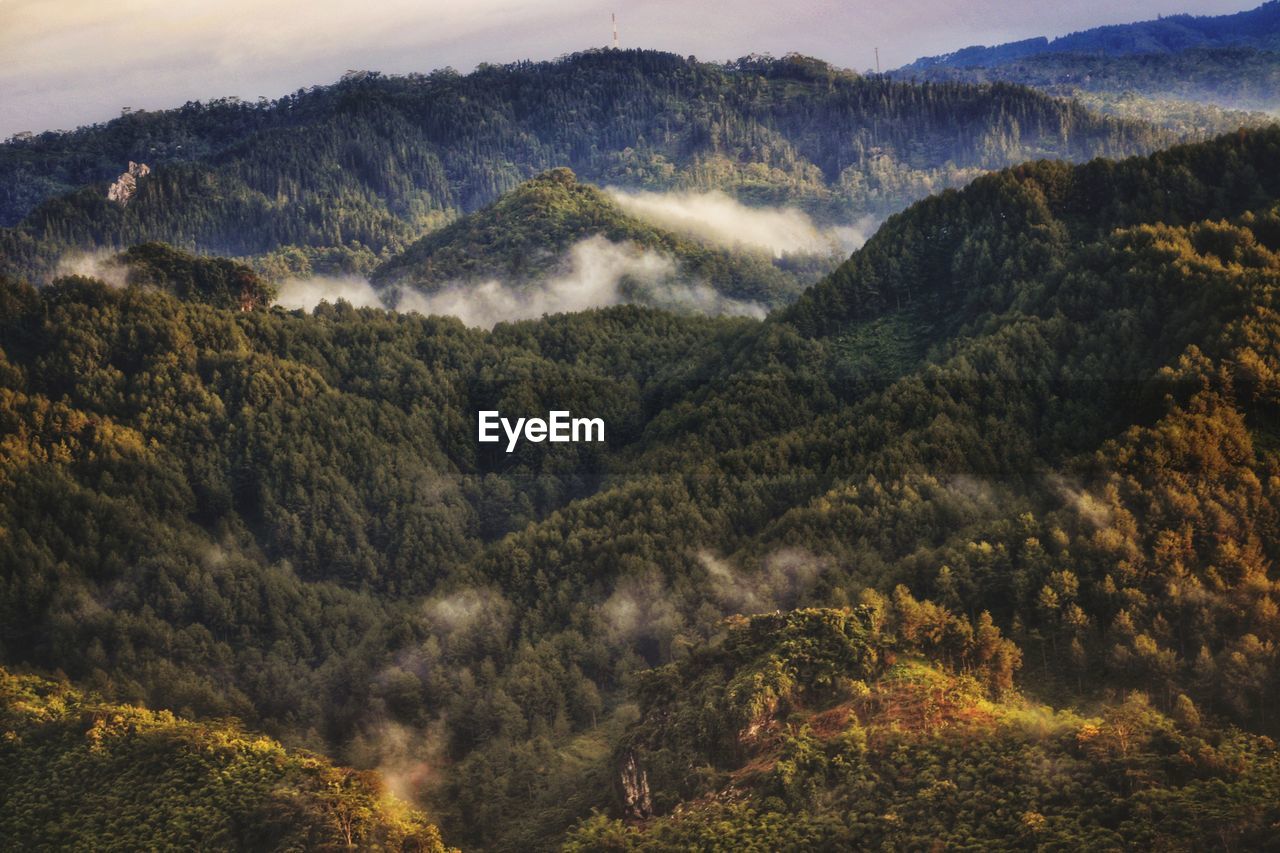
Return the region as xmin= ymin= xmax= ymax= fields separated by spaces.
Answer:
xmin=6 ymin=127 xmax=1280 ymax=848
xmin=0 ymin=50 xmax=1181 ymax=284
xmin=784 ymin=125 xmax=1280 ymax=337
xmin=901 ymin=1 xmax=1280 ymax=72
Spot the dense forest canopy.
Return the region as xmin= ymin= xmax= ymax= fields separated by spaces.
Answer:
xmin=569 ymin=608 xmax=1279 ymax=850
xmin=5 ymin=122 xmax=1280 ymax=848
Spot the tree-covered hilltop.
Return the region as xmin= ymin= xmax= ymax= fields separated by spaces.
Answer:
xmin=0 ymin=49 xmax=1181 ymax=282
xmin=783 ymin=126 xmax=1280 ymax=338
xmin=371 ymin=168 xmax=818 ymax=309
xmin=118 ymin=241 xmax=278 ymax=310
xmin=568 ymin=608 xmax=1280 ymax=851
xmin=0 ymin=668 xmax=451 ymax=851
xmin=6 ymin=127 xmax=1280 ymax=848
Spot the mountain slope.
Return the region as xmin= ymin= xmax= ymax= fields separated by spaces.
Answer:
xmin=450 ymin=129 xmax=1280 ymax=842
xmin=895 ymin=2 xmax=1280 ymax=128
xmin=894 ymin=48 xmax=1280 ymax=141
xmin=782 ymin=127 xmax=1280 ymax=338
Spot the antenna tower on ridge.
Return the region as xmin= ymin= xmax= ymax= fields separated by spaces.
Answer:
xmin=612 ymin=13 xmax=620 ymax=49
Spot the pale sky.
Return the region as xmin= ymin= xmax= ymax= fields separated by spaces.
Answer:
xmin=0 ymin=0 xmax=1261 ymax=138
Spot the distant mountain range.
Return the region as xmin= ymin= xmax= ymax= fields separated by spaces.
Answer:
xmin=900 ymin=1 xmax=1280 ymax=71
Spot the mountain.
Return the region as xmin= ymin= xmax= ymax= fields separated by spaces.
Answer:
xmin=5 ymin=124 xmax=1280 ymax=848
xmin=0 ymin=50 xmax=1180 ymax=284
xmin=0 ymin=668 xmax=450 ymax=850
xmin=901 ymin=1 xmax=1280 ymax=72
xmin=783 ymin=126 xmax=1280 ymax=336
xmin=371 ymin=168 xmax=824 ymax=311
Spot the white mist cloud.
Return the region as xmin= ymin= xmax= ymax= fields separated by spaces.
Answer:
xmin=273 ymin=236 xmax=767 ymax=326
xmin=274 ymin=274 xmax=388 ymax=311
xmin=422 ymin=587 xmax=513 ymax=637
xmin=699 ymin=546 xmax=829 ymax=613
xmin=397 ymin=235 xmax=767 ymax=326
xmin=596 ymin=568 xmax=686 ymax=651
xmin=608 ymin=187 xmax=875 ymax=257
xmin=1046 ymin=472 xmax=1113 ymax=530
xmin=55 ymin=251 xmax=129 ymax=288
xmin=345 ymin=717 xmax=444 ymax=804
xmin=397 ymin=235 xmax=671 ymax=325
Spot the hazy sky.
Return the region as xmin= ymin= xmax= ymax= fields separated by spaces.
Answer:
xmin=0 ymin=0 xmax=1260 ymax=138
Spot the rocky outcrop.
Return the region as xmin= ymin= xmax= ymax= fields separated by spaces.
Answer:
xmin=619 ymin=751 xmax=653 ymax=819
xmin=107 ymin=162 xmax=150 ymax=205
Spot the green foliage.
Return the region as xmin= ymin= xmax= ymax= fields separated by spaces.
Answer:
xmin=568 ymin=694 xmax=1280 ymax=851
xmin=0 ymin=668 xmax=450 ymax=851
xmin=118 ymin=242 xmax=276 ymax=310
xmin=617 ymin=603 xmax=1016 ymax=811
xmin=626 ymin=608 xmax=880 ymax=774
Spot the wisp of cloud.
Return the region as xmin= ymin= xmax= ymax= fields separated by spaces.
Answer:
xmin=55 ymin=251 xmax=129 ymax=288
xmin=608 ymin=187 xmax=875 ymax=257
xmin=275 ymin=274 xmax=389 ymax=311
xmin=274 ymin=236 xmax=767 ymax=326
